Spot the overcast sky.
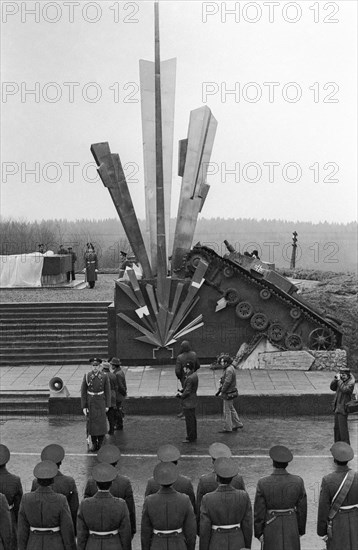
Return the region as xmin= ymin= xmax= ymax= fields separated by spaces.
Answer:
xmin=1 ymin=0 xmax=357 ymax=223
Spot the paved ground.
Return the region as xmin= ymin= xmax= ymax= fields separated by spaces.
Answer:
xmin=0 ymin=365 xmax=334 ymax=397
xmin=1 ymin=414 xmax=357 ymax=550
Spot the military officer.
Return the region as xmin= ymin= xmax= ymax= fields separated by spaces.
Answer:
xmin=110 ymin=357 xmax=127 ymax=430
xmin=31 ymin=444 xmax=79 ymax=533
xmin=0 ymin=444 xmax=23 ymax=550
xmin=83 ymin=444 xmax=136 ymax=538
xmin=317 ymin=442 xmax=358 ymax=550
xmin=81 ymin=357 xmax=111 ymax=451
xmin=141 ymin=462 xmax=197 ymax=550
xmin=145 ymin=444 xmax=196 ymax=512
xmin=101 ymin=362 xmax=118 ymax=435
xmin=196 ymin=443 xmax=246 ymax=529
xmin=77 ymin=463 xmax=131 ymax=550
xmin=0 ymin=492 xmax=12 ymax=550
xmin=84 ymin=243 xmax=98 ymax=289
xmin=254 ymin=445 xmax=307 ymax=550
xmin=18 ymin=460 xmax=76 ymax=550
xmin=199 ymin=457 xmax=252 ymax=550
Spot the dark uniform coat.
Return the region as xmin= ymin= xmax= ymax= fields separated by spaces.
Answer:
xmin=145 ymin=474 xmax=196 ymax=513
xmin=81 ymin=370 xmax=111 ymax=436
xmin=254 ymin=468 xmax=307 ymax=550
xmin=0 ymin=492 xmax=12 ymax=550
xmin=17 ymin=487 xmax=76 ymax=550
xmin=77 ymin=491 xmax=131 ymax=550
xmin=317 ymin=465 xmax=358 ymax=550
xmin=84 ymin=251 xmax=98 ymax=283
xmin=199 ymin=485 xmax=252 ymax=550
xmin=175 ymin=350 xmax=200 ymax=385
xmin=0 ymin=467 xmax=23 ymax=550
xmin=106 ymin=371 xmax=118 ymax=408
xmin=114 ymin=367 xmax=127 ymax=404
xmin=181 ymin=372 xmax=198 ymax=410
xmin=31 ymin=471 xmax=79 ymax=532
xmin=84 ymin=474 xmax=136 ymax=536
xmin=141 ymin=486 xmax=196 ymax=550
xmin=196 ymin=471 xmax=246 ymax=528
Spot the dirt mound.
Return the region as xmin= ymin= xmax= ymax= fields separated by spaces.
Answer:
xmin=301 ymin=272 xmax=357 ymax=369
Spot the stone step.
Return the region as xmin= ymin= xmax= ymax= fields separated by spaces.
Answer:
xmin=0 ymin=330 xmax=107 ymax=341
xmin=0 ymin=338 xmax=108 ymax=349
xmin=0 ymin=301 xmax=111 ymax=309
xmin=0 ymin=302 xmax=110 ymax=366
xmin=0 ymin=392 xmax=49 ymax=416
xmin=0 ymin=315 xmax=107 ymax=324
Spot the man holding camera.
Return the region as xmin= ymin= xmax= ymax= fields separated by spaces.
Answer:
xmin=330 ymin=366 xmax=355 ymax=444
xmin=216 ymin=354 xmax=243 ymax=433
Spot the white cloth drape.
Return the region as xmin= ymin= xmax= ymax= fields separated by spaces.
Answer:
xmin=0 ymin=253 xmax=44 ymax=287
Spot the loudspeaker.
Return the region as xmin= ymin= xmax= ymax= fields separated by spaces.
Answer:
xmin=49 ymin=377 xmax=70 ymax=397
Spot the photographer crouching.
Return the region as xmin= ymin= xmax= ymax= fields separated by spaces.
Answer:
xmin=330 ymin=365 xmax=355 ymax=444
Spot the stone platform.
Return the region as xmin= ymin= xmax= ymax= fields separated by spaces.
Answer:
xmin=0 ymin=365 xmax=341 ymax=417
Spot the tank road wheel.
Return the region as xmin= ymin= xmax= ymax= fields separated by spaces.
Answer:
xmin=235 ymin=301 xmax=254 ymax=320
xmin=189 ymin=253 xmax=206 ymax=269
xmin=290 ymin=307 xmax=301 ymax=320
xmin=285 ymin=334 xmax=303 ymax=350
xmin=260 ymin=289 xmax=272 ymax=300
xmin=268 ymin=323 xmax=285 ymax=342
xmin=223 ymin=266 xmax=234 ymax=278
xmin=224 ymin=288 xmax=240 ymax=306
xmin=309 ymin=328 xmax=336 ymax=350
xmin=250 ymin=313 xmax=269 ymax=331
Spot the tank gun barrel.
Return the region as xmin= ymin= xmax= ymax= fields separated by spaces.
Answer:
xmin=224 ymin=240 xmax=236 ymax=253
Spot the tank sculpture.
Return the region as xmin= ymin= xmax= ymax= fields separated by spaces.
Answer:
xmin=91 ymin=3 xmax=342 ymax=364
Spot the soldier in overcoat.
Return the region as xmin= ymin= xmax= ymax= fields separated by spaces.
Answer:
xmin=254 ymin=445 xmax=307 ymax=550
xmin=110 ymin=357 xmax=127 ymax=430
xmin=0 ymin=444 xmax=23 ymax=550
xmin=17 ymin=461 xmax=76 ymax=550
xmin=141 ymin=462 xmax=197 ymax=550
xmin=317 ymin=442 xmax=358 ymax=550
xmin=83 ymin=445 xmax=136 ymax=538
xmin=196 ymin=443 xmax=246 ymax=529
xmin=199 ymin=457 xmax=252 ymax=550
xmin=81 ymin=357 xmax=111 ymax=451
xmin=77 ymin=463 xmax=131 ymax=550
xmin=84 ymin=243 xmax=98 ymax=288
xmin=145 ymin=444 xmax=196 ymax=512
xmin=101 ymin=362 xmax=118 ymax=434
xmin=31 ymin=444 xmax=79 ymax=533
xmin=0 ymin=492 xmax=12 ymax=550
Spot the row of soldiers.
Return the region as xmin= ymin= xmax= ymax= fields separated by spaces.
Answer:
xmin=0 ymin=440 xmax=357 ymax=549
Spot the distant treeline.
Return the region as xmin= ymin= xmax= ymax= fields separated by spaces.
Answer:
xmin=0 ymin=218 xmax=356 ymax=272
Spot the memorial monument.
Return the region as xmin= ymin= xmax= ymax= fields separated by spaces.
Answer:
xmin=91 ymin=3 xmax=342 ymax=364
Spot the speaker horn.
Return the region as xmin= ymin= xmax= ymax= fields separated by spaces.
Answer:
xmin=49 ymin=377 xmax=70 ymax=397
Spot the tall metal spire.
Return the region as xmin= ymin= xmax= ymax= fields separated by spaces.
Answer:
xmin=154 ymin=1 xmax=167 ymax=286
